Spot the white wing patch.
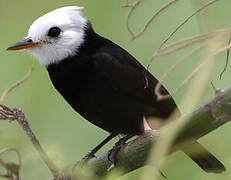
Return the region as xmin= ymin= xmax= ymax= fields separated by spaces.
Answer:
xmin=143 ymin=116 xmax=164 ymax=131
xmin=143 ymin=116 xmax=152 ymax=131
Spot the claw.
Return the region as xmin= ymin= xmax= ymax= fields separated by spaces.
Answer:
xmin=81 ymin=151 xmax=96 ymax=163
xmin=107 ymin=146 xmax=120 ymax=171
xmin=73 ymin=151 xmax=96 ymax=170
xmin=107 ymin=134 xmax=134 ymax=171
xmin=108 ymin=139 xmax=125 ymax=166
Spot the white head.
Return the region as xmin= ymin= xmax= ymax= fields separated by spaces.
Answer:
xmin=7 ymin=6 xmax=88 ymax=66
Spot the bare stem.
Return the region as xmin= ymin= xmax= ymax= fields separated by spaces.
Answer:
xmin=123 ymin=0 xmax=145 ymax=39
xmin=0 ymin=70 xmax=63 ymax=179
xmin=132 ymin=0 xmax=180 ymax=40
xmin=0 ymin=148 xmax=22 ymax=180
xmin=219 ymin=36 xmax=231 ymax=79
xmin=152 ymin=0 xmax=221 ymax=58
xmin=0 ymin=148 xmax=22 ymax=169
xmin=155 ymin=44 xmax=207 ymax=100
xmin=153 ymin=29 xmax=231 ymax=58
xmin=13 ymin=109 xmax=61 ymax=177
xmin=0 ymin=69 xmax=33 ymax=104
xmin=171 ymin=43 xmax=231 ymax=98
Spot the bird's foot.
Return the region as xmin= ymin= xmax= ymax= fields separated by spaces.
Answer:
xmin=107 ymin=137 xmax=128 ymax=171
xmin=81 ymin=151 xmax=96 ymax=163
xmin=73 ymin=151 xmax=96 ymax=170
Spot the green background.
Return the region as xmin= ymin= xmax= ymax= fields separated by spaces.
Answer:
xmin=0 ymin=0 xmax=231 ymax=179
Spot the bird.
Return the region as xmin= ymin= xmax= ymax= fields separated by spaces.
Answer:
xmin=7 ymin=6 xmax=225 ymax=173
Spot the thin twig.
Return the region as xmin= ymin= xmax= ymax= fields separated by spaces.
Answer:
xmin=210 ymin=81 xmax=222 ymax=94
xmin=153 ymin=29 xmax=231 ymax=99
xmin=132 ymin=0 xmax=180 ymax=40
xmin=171 ymin=43 xmax=231 ymax=98
xmin=0 ymin=68 xmax=33 ymax=104
xmin=153 ymin=29 xmax=231 ymax=58
xmin=154 ymin=37 xmax=208 ymax=58
xmin=155 ymin=42 xmax=231 ymax=100
xmin=0 ymin=148 xmax=21 ymax=180
xmin=155 ymin=44 xmax=207 ymax=100
xmin=0 ymin=148 xmax=22 ymax=169
xmin=219 ymin=36 xmax=231 ymax=79
xmin=0 ymin=71 xmax=63 ymax=179
xmin=13 ymin=109 xmax=61 ymax=177
xmin=122 ymin=0 xmax=130 ymax=7
xmin=123 ymin=0 xmax=145 ymax=39
xmin=143 ymin=0 xmax=221 ymax=96
xmin=0 ymin=104 xmax=16 ymax=120
xmin=0 ymin=159 xmax=9 ymax=179
xmin=152 ymin=0 xmax=221 ymax=59
xmin=0 ymin=106 xmax=62 ymax=178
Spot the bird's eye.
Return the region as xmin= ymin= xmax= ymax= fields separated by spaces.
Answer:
xmin=48 ymin=27 xmax=61 ymax=38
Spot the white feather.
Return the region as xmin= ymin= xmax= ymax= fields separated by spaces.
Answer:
xmin=26 ymin=6 xmax=88 ymax=66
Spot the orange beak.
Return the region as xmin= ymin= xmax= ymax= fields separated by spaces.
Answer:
xmin=7 ymin=38 xmax=50 ymax=51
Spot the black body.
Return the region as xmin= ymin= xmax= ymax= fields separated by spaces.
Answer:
xmin=47 ymin=24 xmax=176 ymax=135
xmin=47 ymin=24 xmax=225 ymax=173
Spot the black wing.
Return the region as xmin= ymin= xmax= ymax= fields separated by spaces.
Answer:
xmin=82 ymin=45 xmax=178 ymax=134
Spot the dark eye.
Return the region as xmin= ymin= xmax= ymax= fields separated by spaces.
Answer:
xmin=48 ymin=27 xmax=61 ymax=38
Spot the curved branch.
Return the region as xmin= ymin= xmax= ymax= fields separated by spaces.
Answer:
xmin=0 ymin=68 xmax=33 ymax=104
xmin=152 ymin=0 xmax=221 ymax=58
xmin=131 ymin=0 xmax=180 ymax=40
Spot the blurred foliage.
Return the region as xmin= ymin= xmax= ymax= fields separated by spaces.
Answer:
xmin=0 ymin=0 xmax=231 ymax=180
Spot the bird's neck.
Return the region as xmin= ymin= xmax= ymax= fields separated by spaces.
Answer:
xmin=47 ymin=22 xmax=112 ymax=76
xmin=46 ymin=23 xmax=106 ymax=100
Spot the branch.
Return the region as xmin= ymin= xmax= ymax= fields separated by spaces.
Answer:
xmin=0 ymin=68 xmax=33 ymax=104
xmin=124 ymin=0 xmax=180 ymax=40
xmin=0 ymin=148 xmax=21 ymax=180
xmin=155 ymin=34 xmax=231 ymax=101
xmin=73 ymin=85 xmax=231 ymax=178
xmin=0 ymin=70 xmax=65 ymax=180
xmin=0 ymin=105 xmax=64 ymax=179
xmin=152 ymin=0 xmax=221 ymax=58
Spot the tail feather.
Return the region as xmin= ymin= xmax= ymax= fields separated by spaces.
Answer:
xmin=182 ymin=141 xmax=225 ymax=173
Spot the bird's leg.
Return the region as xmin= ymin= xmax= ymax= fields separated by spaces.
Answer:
xmin=159 ymin=169 xmax=167 ymax=179
xmin=81 ymin=133 xmax=117 ymax=163
xmin=108 ymin=134 xmax=134 ymax=170
xmin=73 ymin=133 xmax=117 ymax=171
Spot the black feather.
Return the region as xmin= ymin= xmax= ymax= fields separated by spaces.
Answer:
xmin=47 ymin=23 xmax=225 ymax=172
